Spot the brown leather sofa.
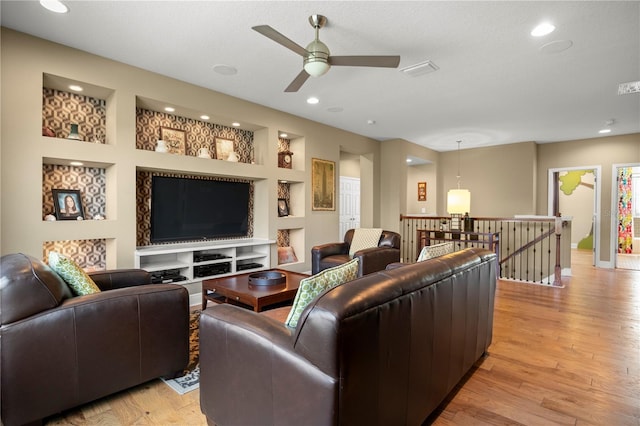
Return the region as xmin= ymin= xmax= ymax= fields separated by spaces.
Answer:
xmin=200 ymin=247 xmax=497 ymax=425
xmin=0 ymin=253 xmax=190 ymax=426
xmin=311 ymin=229 xmax=401 ymax=276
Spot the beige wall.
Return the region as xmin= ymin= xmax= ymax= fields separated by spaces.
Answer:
xmin=406 ymin=163 xmax=436 ymax=215
xmin=0 ymin=29 xmax=381 ymax=272
xmin=437 ymin=142 xmax=538 ymax=217
xmin=537 ymin=134 xmax=640 ymax=263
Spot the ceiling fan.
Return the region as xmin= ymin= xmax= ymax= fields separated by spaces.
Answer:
xmin=252 ymin=14 xmax=401 ymax=92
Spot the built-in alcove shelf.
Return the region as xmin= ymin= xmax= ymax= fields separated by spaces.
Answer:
xmin=42 ymin=161 xmax=110 ymax=221
xmin=42 ymin=73 xmax=112 ymax=144
xmin=135 ymin=96 xmax=268 ymax=165
xmin=43 ymin=239 xmax=108 ymax=272
xmin=276 ymin=228 xmax=305 ymax=267
xmin=277 ymin=131 xmax=305 ymax=172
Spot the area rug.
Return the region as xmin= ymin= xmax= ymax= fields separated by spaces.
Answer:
xmin=161 ymin=310 xmax=200 ymax=395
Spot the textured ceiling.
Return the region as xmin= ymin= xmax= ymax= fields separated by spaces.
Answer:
xmin=2 ymin=1 xmax=639 ymax=152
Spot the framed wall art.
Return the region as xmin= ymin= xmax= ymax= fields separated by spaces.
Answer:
xmin=277 ymin=198 xmax=290 ymax=217
xmin=159 ymin=127 xmax=186 ymax=155
xmin=52 ymin=189 xmax=85 ymax=220
xmin=215 ymin=137 xmax=235 ymax=161
xmin=418 ymin=181 xmax=427 ymax=201
xmin=312 ymin=158 xmax=335 ymax=211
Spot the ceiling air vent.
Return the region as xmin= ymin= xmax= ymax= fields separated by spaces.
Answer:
xmin=400 ymin=60 xmax=439 ymax=77
xmin=618 ymin=81 xmax=640 ymax=95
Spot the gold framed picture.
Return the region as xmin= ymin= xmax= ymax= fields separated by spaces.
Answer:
xmin=159 ymin=127 xmax=186 ymax=155
xmin=418 ymin=181 xmax=427 ymax=201
xmin=215 ymin=137 xmax=235 ymax=161
xmin=312 ymin=158 xmax=335 ymax=211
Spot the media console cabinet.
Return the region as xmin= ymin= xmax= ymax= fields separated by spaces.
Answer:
xmin=134 ymin=239 xmax=275 ymax=287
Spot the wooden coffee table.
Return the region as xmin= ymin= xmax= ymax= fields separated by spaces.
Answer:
xmin=202 ymin=269 xmax=309 ymax=312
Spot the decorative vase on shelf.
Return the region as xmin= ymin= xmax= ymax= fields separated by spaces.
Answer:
xmin=227 ymin=151 xmax=239 ymax=162
xmin=197 ymin=147 xmax=211 ymax=158
xmin=67 ymin=123 xmax=82 ymax=140
xmin=155 ymin=140 xmax=168 ymax=153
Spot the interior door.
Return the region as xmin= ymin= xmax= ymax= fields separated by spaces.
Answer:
xmin=339 ymin=176 xmax=360 ymax=236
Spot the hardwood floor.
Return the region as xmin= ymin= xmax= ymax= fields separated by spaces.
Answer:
xmin=46 ymin=250 xmax=640 ymax=425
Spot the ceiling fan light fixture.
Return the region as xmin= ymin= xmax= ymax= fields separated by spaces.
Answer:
xmin=304 ymin=40 xmax=330 ymax=77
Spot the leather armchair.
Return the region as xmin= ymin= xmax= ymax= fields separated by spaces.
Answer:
xmin=311 ymin=229 xmax=401 ymax=276
xmin=0 ymin=253 xmax=190 ymax=426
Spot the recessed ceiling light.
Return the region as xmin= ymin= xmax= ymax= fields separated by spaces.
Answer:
xmin=367 ymin=120 xmax=376 ymax=125
xmin=70 ymin=161 xmax=84 ymax=166
xmin=406 ymin=158 xmax=412 ymax=163
xmin=212 ymin=64 xmax=238 ymax=76
xmin=307 ymin=97 xmax=319 ymax=105
xmin=598 ymin=128 xmax=612 ymax=134
xmin=280 ymin=133 xmax=288 ymax=138
xmin=40 ymin=0 xmax=68 ymax=13
xmin=164 ymin=107 xmax=175 ymax=112
xmin=200 ymin=115 xmax=210 ymax=120
xmin=531 ymin=22 xmax=555 ymax=37
xmin=68 ymin=84 xmax=83 ymax=92
xmin=232 ymin=122 xmax=241 ymax=127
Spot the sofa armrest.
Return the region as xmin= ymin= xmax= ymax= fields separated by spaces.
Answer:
xmin=311 ymin=242 xmax=349 ymax=274
xmin=199 ymin=305 xmax=337 ymax=426
xmin=89 ymin=269 xmax=151 ymax=290
xmin=354 ymin=247 xmax=401 ymax=275
xmin=1 ymin=284 xmax=188 ymax=425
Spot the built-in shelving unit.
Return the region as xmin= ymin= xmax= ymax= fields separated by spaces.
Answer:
xmin=37 ymin=71 xmax=308 ymax=299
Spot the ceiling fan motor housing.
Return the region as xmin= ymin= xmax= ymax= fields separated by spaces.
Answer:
xmin=304 ymin=39 xmax=330 ymax=77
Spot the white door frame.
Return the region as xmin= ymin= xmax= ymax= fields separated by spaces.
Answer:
xmin=547 ymin=165 xmax=602 ymax=268
xmin=610 ymin=163 xmax=640 ymax=269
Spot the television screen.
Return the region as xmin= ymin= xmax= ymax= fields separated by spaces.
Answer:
xmin=150 ymin=176 xmax=250 ymax=243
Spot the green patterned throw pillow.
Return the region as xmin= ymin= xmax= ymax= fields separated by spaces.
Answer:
xmin=48 ymin=251 xmax=101 ymax=296
xmin=285 ymin=257 xmax=359 ymax=328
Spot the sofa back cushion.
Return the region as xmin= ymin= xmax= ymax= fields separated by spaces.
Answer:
xmin=0 ymin=253 xmax=73 ymax=324
xmin=292 ymin=248 xmax=496 ymax=424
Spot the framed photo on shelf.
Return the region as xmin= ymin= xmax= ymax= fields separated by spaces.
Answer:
xmin=311 ymin=158 xmax=335 ymax=211
xmin=159 ymin=127 xmax=186 ymax=155
xmin=215 ymin=137 xmax=235 ymax=161
xmin=418 ymin=181 xmax=427 ymax=201
xmin=277 ymin=198 xmax=290 ymax=217
xmin=52 ymin=189 xmax=85 ymax=220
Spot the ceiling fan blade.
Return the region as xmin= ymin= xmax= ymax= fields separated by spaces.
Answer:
xmin=252 ymin=25 xmax=308 ymax=57
xmin=329 ymin=55 xmax=401 ymax=68
xmin=285 ymin=70 xmax=311 ymax=92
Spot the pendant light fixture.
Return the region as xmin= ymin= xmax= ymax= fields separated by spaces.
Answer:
xmin=447 ymin=140 xmax=471 ymax=229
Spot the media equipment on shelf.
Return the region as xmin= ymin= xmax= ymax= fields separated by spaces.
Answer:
xmin=237 ymin=262 xmax=263 ymax=271
xmin=150 ymin=269 xmax=188 ymax=284
xmin=194 ymin=262 xmax=231 ymax=277
xmin=194 ymin=253 xmax=231 ymax=262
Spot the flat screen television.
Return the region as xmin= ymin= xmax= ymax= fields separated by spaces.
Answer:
xmin=150 ymin=175 xmax=250 ymax=243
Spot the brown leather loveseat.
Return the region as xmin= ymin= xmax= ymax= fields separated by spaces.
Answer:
xmin=0 ymin=253 xmax=190 ymax=426
xmin=200 ymin=247 xmax=497 ymax=425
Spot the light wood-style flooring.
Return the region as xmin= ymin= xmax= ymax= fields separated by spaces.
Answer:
xmin=46 ymin=250 xmax=640 ymax=425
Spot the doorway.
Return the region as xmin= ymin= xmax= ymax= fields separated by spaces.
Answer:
xmin=339 ymin=176 xmax=360 ymax=237
xmin=612 ymin=164 xmax=640 ymax=270
xmin=548 ymin=166 xmax=601 ymax=267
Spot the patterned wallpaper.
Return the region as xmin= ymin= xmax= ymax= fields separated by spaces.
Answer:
xmin=277 ymin=229 xmax=290 ymax=247
xmin=42 ymin=164 xmax=106 ymax=219
xmin=43 ymin=239 xmax=106 ymax=271
xmin=42 ymin=88 xmax=107 ymax=143
xmin=136 ymin=108 xmax=254 ymax=163
xmin=136 ymin=171 xmax=255 ymax=246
